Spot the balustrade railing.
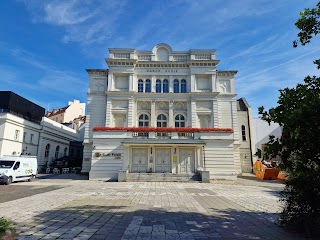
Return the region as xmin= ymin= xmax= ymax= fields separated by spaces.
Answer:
xmin=178 ymin=132 xmax=194 ymax=138
xmin=155 ymin=132 xmax=172 ymax=138
xmin=132 ymin=132 xmax=149 ymax=138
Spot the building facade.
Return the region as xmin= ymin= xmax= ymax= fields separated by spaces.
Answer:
xmin=83 ymin=43 xmax=247 ymax=180
xmin=0 ymin=91 xmax=81 ymax=170
xmin=46 ymin=99 xmax=86 ymax=127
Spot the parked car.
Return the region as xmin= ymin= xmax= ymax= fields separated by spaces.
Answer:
xmin=0 ymin=156 xmax=38 ymax=185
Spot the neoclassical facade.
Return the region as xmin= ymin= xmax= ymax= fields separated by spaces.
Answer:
xmin=83 ymin=43 xmax=248 ymax=180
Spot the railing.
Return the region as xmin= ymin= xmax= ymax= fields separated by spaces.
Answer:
xmin=114 ymin=53 xmax=131 ymax=59
xmin=155 ymin=132 xmax=171 ymax=138
xmin=138 ymin=55 xmax=151 ymax=61
xmin=132 ymin=132 xmax=149 ymax=138
xmin=173 ymin=55 xmax=189 ymax=62
xmin=194 ymin=54 xmax=211 ymax=60
xmin=178 ymin=132 xmax=194 ymax=138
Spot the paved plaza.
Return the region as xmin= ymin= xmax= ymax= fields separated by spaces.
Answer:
xmin=0 ymin=175 xmax=305 ymax=239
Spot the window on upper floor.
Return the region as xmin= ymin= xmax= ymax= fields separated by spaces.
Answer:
xmin=157 ymin=114 xmax=167 ymax=127
xmin=181 ymin=79 xmax=186 ymax=93
xmin=23 ymin=132 xmax=26 ymax=142
xmin=174 ymin=79 xmax=179 ymax=93
xmin=55 ymin=146 xmax=60 ymax=159
xmin=156 ymin=79 xmax=162 ymax=93
xmin=138 ymin=79 xmax=144 ymax=92
xmin=175 ymin=114 xmax=185 ymax=128
xmin=241 ymin=125 xmax=247 ymax=141
xmin=14 ymin=130 xmax=20 ymax=141
xmin=64 ymin=147 xmax=68 ymax=156
xmin=45 ymin=144 xmax=50 ymax=158
xmin=163 ymin=79 xmax=169 ymax=93
xmin=139 ymin=114 xmax=149 ymax=127
xmin=30 ymin=134 xmax=34 ymax=144
xmin=145 ymin=79 xmax=151 ymax=92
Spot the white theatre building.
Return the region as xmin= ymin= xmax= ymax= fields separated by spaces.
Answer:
xmin=83 ymin=43 xmax=253 ymax=181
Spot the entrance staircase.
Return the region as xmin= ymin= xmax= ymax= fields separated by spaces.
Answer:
xmin=126 ymin=173 xmax=201 ymax=182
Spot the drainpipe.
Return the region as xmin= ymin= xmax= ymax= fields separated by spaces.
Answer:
xmin=202 ymin=145 xmax=206 ymax=169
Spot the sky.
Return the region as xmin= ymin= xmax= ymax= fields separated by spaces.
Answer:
xmin=0 ymin=0 xmax=319 ymax=117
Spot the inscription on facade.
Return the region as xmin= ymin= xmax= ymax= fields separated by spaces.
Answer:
xmin=146 ymin=69 xmax=178 ymax=73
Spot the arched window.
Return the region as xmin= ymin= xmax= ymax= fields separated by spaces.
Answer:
xmin=138 ymin=79 xmax=144 ymax=92
xmin=64 ymin=147 xmax=68 ymax=156
xmin=174 ymin=79 xmax=179 ymax=93
xmin=139 ymin=114 xmax=149 ymax=127
xmin=181 ymin=79 xmax=186 ymax=93
xmin=45 ymin=144 xmax=50 ymax=158
xmin=157 ymin=114 xmax=167 ymax=127
xmin=163 ymin=79 xmax=169 ymax=93
xmin=175 ymin=114 xmax=185 ymax=128
xmin=145 ymin=79 xmax=151 ymax=92
xmin=156 ymin=79 xmax=161 ymax=93
xmin=241 ymin=125 xmax=246 ymax=141
xmin=55 ymin=146 xmax=60 ymax=159
xmin=200 ymin=116 xmax=209 ymax=128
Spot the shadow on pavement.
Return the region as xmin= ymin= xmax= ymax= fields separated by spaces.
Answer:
xmin=14 ymin=201 xmax=310 ymax=240
xmin=36 ymin=173 xmax=89 ymax=181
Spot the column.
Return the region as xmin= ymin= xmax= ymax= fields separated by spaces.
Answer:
xmin=187 ymin=101 xmax=192 ymax=127
xmin=133 ymin=100 xmax=138 ymax=127
xmin=211 ymin=73 xmax=216 ymax=92
xmin=129 ymin=74 xmax=133 ymax=91
xmin=107 ymin=72 xmax=113 ymax=91
xmin=169 ymin=100 xmax=174 ymax=127
xmin=151 ymin=100 xmax=156 ymax=127
xmin=152 ymin=75 xmax=156 ymax=93
xmin=190 ymin=74 xmax=195 ymax=92
xmin=169 ymin=76 xmax=173 ymax=93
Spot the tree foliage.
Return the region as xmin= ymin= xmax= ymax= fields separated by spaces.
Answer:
xmin=259 ymin=1 xmax=320 ymax=235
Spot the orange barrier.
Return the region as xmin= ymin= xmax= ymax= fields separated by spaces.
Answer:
xmin=253 ymin=160 xmax=280 ymax=180
xmin=277 ymin=171 xmax=288 ymax=181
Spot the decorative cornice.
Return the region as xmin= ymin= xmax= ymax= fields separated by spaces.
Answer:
xmin=93 ymin=127 xmax=233 ymax=133
xmin=86 ymin=69 xmax=108 ymax=75
xmin=217 ymin=71 xmax=238 ymax=76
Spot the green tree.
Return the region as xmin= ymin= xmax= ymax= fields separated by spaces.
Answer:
xmin=259 ymin=1 xmax=320 ymax=235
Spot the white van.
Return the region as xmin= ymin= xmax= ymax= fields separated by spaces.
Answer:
xmin=0 ymin=156 xmax=38 ymax=185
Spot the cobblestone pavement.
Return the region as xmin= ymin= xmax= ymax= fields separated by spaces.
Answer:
xmin=0 ymin=175 xmax=306 ymax=239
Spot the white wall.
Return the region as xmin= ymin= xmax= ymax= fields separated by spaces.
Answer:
xmin=252 ymin=118 xmax=282 ymax=162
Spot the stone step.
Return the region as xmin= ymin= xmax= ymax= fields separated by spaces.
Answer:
xmin=126 ymin=173 xmax=201 ymax=182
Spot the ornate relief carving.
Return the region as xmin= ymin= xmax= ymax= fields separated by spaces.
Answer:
xmin=157 ymin=101 xmax=168 ymax=110
xmin=174 ymin=102 xmax=185 ymax=110
xmin=93 ymin=80 xmax=105 ymax=92
xmin=139 ymin=101 xmax=150 ymax=110
xmin=219 ymin=80 xmax=231 ymax=93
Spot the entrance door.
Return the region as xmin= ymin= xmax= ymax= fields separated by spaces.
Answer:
xmin=155 ymin=148 xmax=171 ymax=173
xmin=179 ymin=148 xmax=195 ymax=173
xmin=131 ymin=148 xmax=148 ymax=173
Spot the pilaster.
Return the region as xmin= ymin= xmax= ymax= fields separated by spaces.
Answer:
xmin=151 ymin=100 xmax=156 ymax=127
xmin=105 ymin=98 xmax=112 ymax=127
xmin=107 ymin=72 xmax=113 ymax=91
xmin=129 ymin=74 xmax=133 ymax=91
xmin=152 ymin=75 xmax=156 ymax=93
xmin=191 ymin=100 xmax=197 ymax=127
xmin=211 ymin=73 xmax=217 ymax=92
xmin=212 ymin=100 xmax=219 ymax=127
xmin=191 ymin=74 xmax=195 ymax=92
xmin=169 ymin=76 xmax=173 ymax=93
xmin=127 ymin=98 xmax=134 ymax=127
xmin=169 ymin=100 xmax=174 ymax=127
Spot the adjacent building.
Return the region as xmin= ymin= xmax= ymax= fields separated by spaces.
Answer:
xmin=0 ymin=91 xmax=82 ymax=170
xmin=83 ymin=43 xmax=253 ymax=180
xmin=45 ymin=99 xmax=86 ymax=129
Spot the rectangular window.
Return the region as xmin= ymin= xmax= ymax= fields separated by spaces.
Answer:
xmin=14 ymin=130 xmax=20 ymax=141
xmin=30 ymin=134 xmax=34 ymax=144
xmin=241 ymin=125 xmax=247 ymax=141
xmin=23 ymin=132 xmax=26 ymax=142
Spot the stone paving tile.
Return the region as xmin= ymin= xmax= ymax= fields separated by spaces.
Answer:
xmin=0 ymin=181 xmax=308 ymax=239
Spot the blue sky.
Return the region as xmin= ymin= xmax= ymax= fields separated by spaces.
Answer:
xmin=0 ymin=0 xmax=319 ymax=116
